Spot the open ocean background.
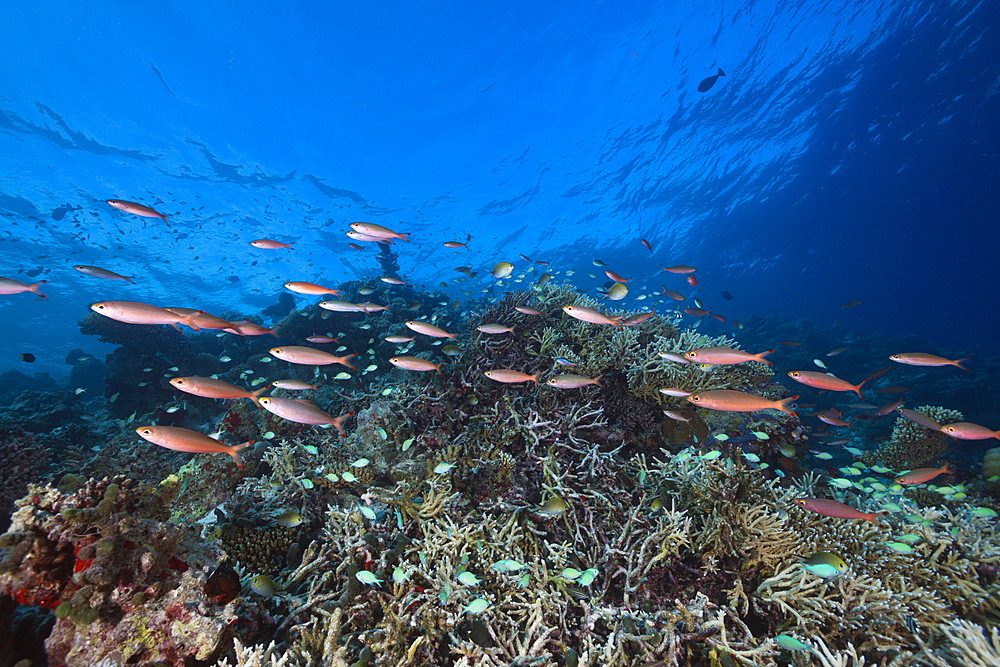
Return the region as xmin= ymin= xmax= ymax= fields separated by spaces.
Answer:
xmin=1 ymin=0 xmax=997 ymax=381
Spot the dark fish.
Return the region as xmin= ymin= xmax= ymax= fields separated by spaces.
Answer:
xmin=20 ymin=353 xmax=35 ymax=363
xmin=720 ymin=291 xmax=733 ymax=300
xmin=697 ymin=68 xmax=726 ymax=92
xmin=640 ymin=238 xmax=653 ymax=253
xmin=25 ymin=268 xmax=43 ymax=277
xmin=840 ymin=300 xmax=863 ymax=310
xmin=204 ymin=562 xmax=240 ymax=604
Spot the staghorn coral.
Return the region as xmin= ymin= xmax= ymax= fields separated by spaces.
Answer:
xmin=863 ymin=405 xmax=964 ymax=469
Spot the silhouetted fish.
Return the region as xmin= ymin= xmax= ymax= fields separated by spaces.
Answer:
xmin=720 ymin=291 xmax=733 ymax=300
xmin=698 ymin=68 xmax=726 ymax=92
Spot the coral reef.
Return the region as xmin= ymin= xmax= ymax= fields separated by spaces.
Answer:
xmin=862 ymin=405 xmax=964 ymax=469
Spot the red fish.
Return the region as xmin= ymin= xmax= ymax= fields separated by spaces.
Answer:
xmin=794 ymin=498 xmax=885 ymax=526
xmin=662 ymin=289 xmax=685 ymax=301
xmin=285 ymin=282 xmax=342 ymax=296
xmin=889 ymin=353 xmax=970 ymax=371
xmin=484 ymin=369 xmax=540 ymax=386
xmin=683 ymin=347 xmax=773 ymax=366
xmin=686 ymin=390 xmax=797 ymax=416
xmin=0 ymin=278 xmax=47 ymax=298
xmin=896 ymin=462 xmax=954 ymax=485
xmin=787 ymin=371 xmax=865 ymax=399
xmin=605 ymin=270 xmax=629 ymax=284
xmin=107 ymin=199 xmax=169 ymax=226
xmin=661 ymin=264 xmax=696 ymax=274
xmin=686 ymin=275 xmax=699 ymax=290
xmin=169 ymin=377 xmax=267 ymax=409
xmin=940 ymin=422 xmax=1000 ymax=440
xmin=136 ymin=426 xmax=251 ymax=468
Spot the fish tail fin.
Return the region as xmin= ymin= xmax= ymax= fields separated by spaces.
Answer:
xmin=955 ymin=357 xmax=971 ymax=372
xmin=718 ymin=68 xmax=726 ymax=76
xmin=943 ymin=461 xmax=955 ymax=475
xmin=778 ymin=396 xmax=799 ymax=416
xmin=231 ymin=440 xmax=254 ymax=469
xmin=531 ymin=374 xmax=541 ymax=386
xmin=612 ymin=316 xmax=624 ymax=330
xmin=853 ymin=380 xmax=866 ymax=400
xmin=180 ymin=311 xmax=203 ymax=332
xmin=160 ymin=214 xmax=171 ymax=227
xmin=30 ymin=280 xmax=48 ymax=298
xmin=436 ymin=362 xmax=443 ymax=378
xmin=398 ymin=233 xmax=411 ymax=242
xmin=757 ymin=349 xmax=775 ymax=366
xmin=868 ymin=510 xmax=888 ymax=527
xmin=594 ymin=373 xmax=604 ymax=388
xmin=249 ymin=387 xmax=269 ymax=409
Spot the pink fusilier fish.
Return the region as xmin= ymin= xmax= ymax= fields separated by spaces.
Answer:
xmin=940 ymin=422 xmax=1000 ymax=440
xmin=73 ymin=265 xmax=134 ymax=283
xmin=164 ymin=308 xmax=239 ymax=333
xmin=349 ymin=222 xmax=411 ymax=242
xmin=285 ymin=281 xmax=342 ymax=296
xmin=546 ymin=374 xmax=603 ymax=389
xmin=90 ymin=301 xmax=202 ymax=330
xmin=889 ymin=353 xmax=970 ymax=372
xmin=389 ymin=356 xmax=443 ymax=376
xmin=259 ymin=396 xmax=338 ymax=425
xmin=306 ymin=336 xmax=339 ymax=344
xmin=787 ymin=371 xmax=865 ymax=400
xmin=484 ymin=369 xmax=540 ymax=386
xmin=357 ymin=302 xmax=387 ymax=313
xmin=683 ymin=347 xmax=773 ymax=366
xmin=406 ymin=321 xmax=457 ymax=339
xmin=107 ymin=199 xmax=170 ymax=226
xmin=136 ymin=426 xmax=251 ymax=468
xmin=622 ymin=309 xmax=656 ymax=326
xmin=515 ymin=306 xmax=542 ymax=316
xmin=686 ymin=390 xmax=798 ymax=416
xmin=250 ymin=239 xmax=294 ymax=249
xmin=346 ymin=230 xmax=393 ymax=244
xmin=660 ymin=387 xmax=691 ymax=397
xmin=229 ymin=320 xmax=278 ymax=337
xmin=562 ymin=305 xmax=623 ymax=329
xmin=794 ymin=498 xmax=886 ymax=527
xmin=877 ymin=399 xmax=904 ymax=416
xmin=896 ymin=408 xmax=941 ymax=431
xmin=380 ymin=276 xmax=406 ymax=285
xmin=663 ymin=410 xmax=690 ymax=422
xmin=477 ymin=324 xmax=515 ymax=335
xmin=270 ymin=346 xmax=357 ymax=369
xmin=896 ymin=462 xmax=955 ymax=486
xmin=0 ymin=277 xmax=47 ymax=299
xmin=270 ymin=380 xmax=317 ymax=391
xmin=384 ymin=335 xmax=414 ymax=344
xmin=660 ymin=264 xmax=696 ymax=274
xmin=169 ymin=377 xmax=268 ymax=408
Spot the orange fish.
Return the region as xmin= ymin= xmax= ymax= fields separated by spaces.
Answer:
xmin=794 ymin=498 xmax=885 ymax=526
xmin=686 ymin=390 xmax=797 ymax=416
xmin=405 ymin=321 xmax=457 ymax=339
xmin=563 ymin=305 xmax=623 ymax=329
xmin=0 ymin=278 xmax=47 ymax=298
xmin=259 ymin=396 xmax=338 ymax=425
xmin=940 ymin=422 xmax=1000 ymax=440
xmin=270 ymin=346 xmax=357 ymax=369
xmin=136 ymin=426 xmax=251 ymax=468
xmin=164 ymin=308 xmax=238 ymax=332
xmin=660 ymin=264 xmax=696 ymax=274
xmin=622 ymin=309 xmax=655 ymax=326
xmin=169 ymin=377 xmax=267 ymax=408
xmin=683 ymin=347 xmax=773 ymax=366
xmin=787 ymin=371 xmax=865 ymax=400
xmin=284 ymin=281 xmax=342 ymax=296
xmin=90 ymin=301 xmax=202 ymax=330
xmin=389 ymin=356 xmax=444 ymax=376
xmin=889 ymin=353 xmax=970 ymax=372
xmin=230 ymin=320 xmax=278 ymax=337
xmin=605 ymin=270 xmax=629 ymax=284
xmin=663 ymin=289 xmax=685 ymax=301
xmin=250 ymin=239 xmax=293 ymax=249
xmin=349 ymin=222 xmax=410 ymax=242
xmin=484 ymin=369 xmax=540 ymax=386
xmin=896 ymin=462 xmax=954 ymax=485
xmin=107 ymin=199 xmax=169 ymax=226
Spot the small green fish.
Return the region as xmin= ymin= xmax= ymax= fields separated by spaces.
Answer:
xmin=577 ymin=568 xmax=598 ymax=586
xmin=518 ymin=573 xmax=530 ymax=588
xmin=843 ymin=446 xmax=864 ymax=456
xmin=364 ymin=364 xmax=378 ymax=373
xmin=110 ymin=392 xmax=119 ymax=402
xmin=774 ymin=635 xmax=812 ymax=652
xmin=896 ymin=534 xmax=922 ymax=543
xmin=829 ymin=478 xmax=855 ymax=489
xmin=359 ymin=506 xmax=377 ymax=521
xmin=377 ymin=427 xmax=388 ymax=440
xmin=336 ymin=346 xmax=347 ymax=352
xmin=381 ymin=387 xmax=393 ymax=396
xmin=885 ymin=542 xmax=914 ymax=554
xmin=752 ymin=431 xmax=770 ymax=440
xmin=814 ymin=452 xmax=833 ymax=460
xmin=560 ymin=567 xmax=582 ymax=580
xmin=700 ymin=450 xmax=722 ymax=461
xmin=260 ymin=357 xmax=272 ymax=363
xmin=263 ymin=431 xmax=276 ymax=440
xmin=302 ymin=445 xmax=319 ymax=455
xmin=714 ymin=434 xmax=730 ymax=442
xmin=439 ymin=581 xmax=450 ymax=604
xmin=220 ymin=356 xmax=232 ymax=363
xmin=538 ymin=496 xmax=568 ymax=517
xmin=778 ymin=443 xmax=795 ymax=458
xmin=392 ymin=567 xmax=408 ymax=584
xmin=351 ymin=458 xmax=370 ymax=468
xmin=971 ymin=507 xmax=999 ymax=519
xmin=341 ymin=471 xmax=358 ymax=483
xmin=402 ymin=437 xmax=415 ymax=452
xmin=434 ymin=462 xmax=455 ymax=474
xmin=457 ymin=571 xmax=480 ymax=587
xmin=800 ymin=552 xmax=847 ymax=578
xmin=301 ymin=478 xmax=314 ymax=489
xmin=75 ymin=388 xmax=86 ymax=395
xmin=741 ymin=453 xmax=761 ymax=463
xmin=871 ymin=465 xmax=894 ymax=474
xmin=881 ymin=502 xmax=903 ymax=512
xmin=463 ymin=598 xmax=489 ymax=614
xmin=356 ymin=570 xmax=383 ymax=586
xmin=491 ymin=559 xmax=524 ymax=572
xmin=334 ymin=372 xmax=352 ymax=380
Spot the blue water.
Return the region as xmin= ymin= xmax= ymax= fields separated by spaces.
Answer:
xmin=1 ymin=0 xmax=997 ymax=381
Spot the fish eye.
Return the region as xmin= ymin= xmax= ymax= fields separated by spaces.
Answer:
xmin=141 ymin=429 xmax=151 ymax=435
xmin=690 ymin=395 xmax=700 ymax=402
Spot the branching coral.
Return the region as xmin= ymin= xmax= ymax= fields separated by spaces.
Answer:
xmin=863 ymin=405 xmax=964 ymax=469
